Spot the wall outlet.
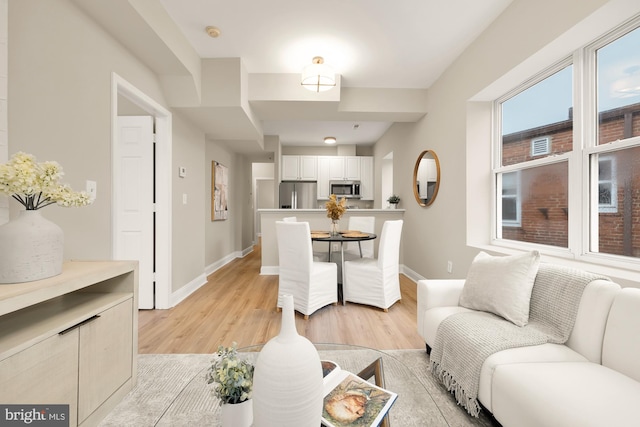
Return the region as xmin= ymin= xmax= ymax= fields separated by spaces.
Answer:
xmin=447 ymin=261 xmax=453 ymax=274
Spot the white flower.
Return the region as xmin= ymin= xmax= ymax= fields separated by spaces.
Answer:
xmin=0 ymin=152 xmax=93 ymax=210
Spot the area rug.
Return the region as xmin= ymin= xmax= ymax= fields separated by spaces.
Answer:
xmin=99 ymin=350 xmax=498 ymax=427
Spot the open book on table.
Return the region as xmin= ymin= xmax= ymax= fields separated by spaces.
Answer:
xmin=321 ymin=359 xmax=397 ymax=427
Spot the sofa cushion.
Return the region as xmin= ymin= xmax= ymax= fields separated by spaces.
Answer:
xmin=459 ymin=251 xmax=540 ymax=326
xmin=566 ymin=279 xmax=620 ymax=363
xmin=421 ymin=305 xmax=472 ymax=346
xmin=492 ymin=362 xmax=640 ymax=427
xmin=602 ymin=288 xmax=640 ymax=382
xmin=477 ymin=343 xmax=588 ymax=412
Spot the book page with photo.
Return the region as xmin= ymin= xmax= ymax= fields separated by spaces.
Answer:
xmin=321 ymin=360 xmax=397 ymax=427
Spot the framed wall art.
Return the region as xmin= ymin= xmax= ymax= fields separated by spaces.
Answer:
xmin=212 ymin=160 xmax=228 ymax=220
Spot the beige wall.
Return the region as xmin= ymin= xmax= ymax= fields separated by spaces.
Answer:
xmin=376 ymin=0 xmax=640 ymax=285
xmin=9 ymin=0 xmax=165 ymax=259
xmin=171 ymin=112 xmax=206 ymax=292
xmin=8 ymin=0 xmax=250 ymax=299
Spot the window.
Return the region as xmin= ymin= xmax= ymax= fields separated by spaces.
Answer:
xmin=591 ymin=23 xmax=640 ymax=259
xmin=497 ymin=64 xmax=572 ymax=248
xmin=597 ymin=156 xmax=617 ymax=213
xmin=494 ymin=16 xmax=640 ymax=262
xmin=501 ymin=172 xmax=520 ymax=227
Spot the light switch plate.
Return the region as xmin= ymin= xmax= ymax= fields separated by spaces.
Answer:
xmin=179 ymin=166 xmax=187 ymax=178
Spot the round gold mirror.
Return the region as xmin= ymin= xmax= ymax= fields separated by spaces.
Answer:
xmin=412 ymin=150 xmax=441 ymax=207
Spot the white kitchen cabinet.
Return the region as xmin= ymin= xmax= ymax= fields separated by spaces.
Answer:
xmin=328 ymin=156 xmax=360 ymax=181
xmin=282 ymin=155 xmax=317 ymax=180
xmin=317 ymin=156 xmax=332 ymax=199
xmin=360 ymin=156 xmax=374 ymax=200
xmin=0 ymin=261 xmax=138 ymax=427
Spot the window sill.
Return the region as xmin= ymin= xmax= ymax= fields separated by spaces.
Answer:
xmin=469 ymin=240 xmax=640 ymax=287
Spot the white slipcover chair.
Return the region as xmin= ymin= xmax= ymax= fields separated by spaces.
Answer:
xmin=344 ymin=216 xmax=375 ymax=259
xmin=276 ymin=221 xmax=338 ymax=318
xmin=282 ymin=216 xmax=324 ymax=261
xmin=343 ymin=219 xmax=403 ymax=311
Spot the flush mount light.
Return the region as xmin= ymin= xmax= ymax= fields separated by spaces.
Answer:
xmin=324 ymin=136 xmax=337 ymax=144
xmin=301 ymin=56 xmax=336 ymax=92
xmin=205 ymin=26 xmax=221 ymax=38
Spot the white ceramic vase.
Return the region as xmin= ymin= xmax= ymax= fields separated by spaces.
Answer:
xmin=220 ymin=399 xmax=253 ymax=427
xmin=252 ymin=294 xmax=323 ymax=427
xmin=0 ymin=210 xmax=64 ymax=284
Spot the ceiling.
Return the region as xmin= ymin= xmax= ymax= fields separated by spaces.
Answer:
xmin=76 ymin=0 xmax=513 ymax=153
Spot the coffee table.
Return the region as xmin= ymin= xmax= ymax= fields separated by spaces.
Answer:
xmin=156 ymin=343 xmax=448 ymax=426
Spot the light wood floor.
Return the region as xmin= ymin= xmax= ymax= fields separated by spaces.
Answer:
xmin=138 ymin=240 xmax=426 ymax=353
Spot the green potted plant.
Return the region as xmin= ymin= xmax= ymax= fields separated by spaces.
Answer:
xmin=387 ymin=194 xmax=401 ymax=208
xmin=206 ymin=342 xmax=254 ymax=426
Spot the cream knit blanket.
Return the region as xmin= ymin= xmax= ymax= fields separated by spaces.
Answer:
xmin=430 ymin=264 xmax=609 ymax=417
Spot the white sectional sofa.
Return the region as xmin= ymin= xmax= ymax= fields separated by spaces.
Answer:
xmin=417 ymin=263 xmax=640 ymax=427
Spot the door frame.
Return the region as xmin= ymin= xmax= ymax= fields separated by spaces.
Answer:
xmin=111 ymin=72 xmax=172 ymax=309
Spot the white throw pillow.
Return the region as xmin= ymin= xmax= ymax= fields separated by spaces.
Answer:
xmin=459 ymin=251 xmax=540 ymax=326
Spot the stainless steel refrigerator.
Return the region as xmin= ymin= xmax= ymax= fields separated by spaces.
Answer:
xmin=279 ymin=181 xmax=317 ymax=209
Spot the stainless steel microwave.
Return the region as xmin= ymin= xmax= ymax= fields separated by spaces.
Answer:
xmin=329 ymin=180 xmax=361 ymax=198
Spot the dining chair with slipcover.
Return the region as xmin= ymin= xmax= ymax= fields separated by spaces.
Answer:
xmin=343 ymin=216 xmax=375 ymax=259
xmin=276 ymin=221 xmax=338 ymax=318
xmin=343 ymin=219 xmax=403 ymax=311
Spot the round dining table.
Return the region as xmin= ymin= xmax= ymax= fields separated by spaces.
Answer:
xmin=311 ymin=230 xmax=377 ymax=303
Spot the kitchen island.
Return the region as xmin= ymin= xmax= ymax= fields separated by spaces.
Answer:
xmin=258 ymin=209 xmax=405 ymax=274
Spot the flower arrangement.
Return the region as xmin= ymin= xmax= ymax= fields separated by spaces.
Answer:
xmin=325 ymin=194 xmax=347 ymax=221
xmin=387 ymin=195 xmax=401 ymax=205
xmin=0 ymin=152 xmax=93 ymax=210
xmin=206 ymin=342 xmax=254 ymax=405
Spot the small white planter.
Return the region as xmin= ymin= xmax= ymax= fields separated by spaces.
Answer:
xmin=221 ymin=399 xmax=253 ymax=427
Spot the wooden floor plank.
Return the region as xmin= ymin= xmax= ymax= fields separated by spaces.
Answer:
xmin=138 ymin=241 xmax=426 ymax=353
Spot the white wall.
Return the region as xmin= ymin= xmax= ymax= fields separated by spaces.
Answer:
xmin=0 ymin=0 xmax=7 ymax=224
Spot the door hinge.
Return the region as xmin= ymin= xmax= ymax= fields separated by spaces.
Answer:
xmin=152 ymin=133 xmax=158 ymax=143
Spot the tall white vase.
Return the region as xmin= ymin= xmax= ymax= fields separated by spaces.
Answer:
xmin=252 ymin=294 xmax=323 ymax=427
xmin=0 ymin=210 xmax=64 ymax=284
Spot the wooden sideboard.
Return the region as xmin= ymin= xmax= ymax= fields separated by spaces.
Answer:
xmin=0 ymin=261 xmax=138 ymax=427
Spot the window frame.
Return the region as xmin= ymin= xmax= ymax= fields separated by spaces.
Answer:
xmin=491 ymin=16 xmax=640 ymax=269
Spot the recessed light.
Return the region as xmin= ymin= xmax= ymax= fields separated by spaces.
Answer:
xmin=324 ymin=136 xmax=337 ymax=144
xmin=205 ymin=26 xmax=221 ymax=38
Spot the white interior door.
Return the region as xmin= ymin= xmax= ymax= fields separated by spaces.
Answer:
xmin=115 ymin=116 xmax=154 ymax=309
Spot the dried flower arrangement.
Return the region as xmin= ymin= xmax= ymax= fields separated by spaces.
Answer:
xmin=325 ymin=194 xmax=347 ymax=221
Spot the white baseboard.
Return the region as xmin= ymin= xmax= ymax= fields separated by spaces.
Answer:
xmin=167 ymin=245 xmax=255 ymax=308
xmin=169 ymin=273 xmax=208 ymax=307
xmin=401 ymin=264 xmax=425 ymax=284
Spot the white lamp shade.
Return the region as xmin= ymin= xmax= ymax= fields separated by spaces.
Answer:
xmin=301 ymin=60 xmax=336 ymax=92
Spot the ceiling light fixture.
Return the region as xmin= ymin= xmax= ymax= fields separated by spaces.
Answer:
xmin=324 ymin=136 xmax=337 ymax=144
xmin=301 ymin=56 xmax=336 ymax=92
xmin=205 ymin=26 xmax=221 ymax=38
